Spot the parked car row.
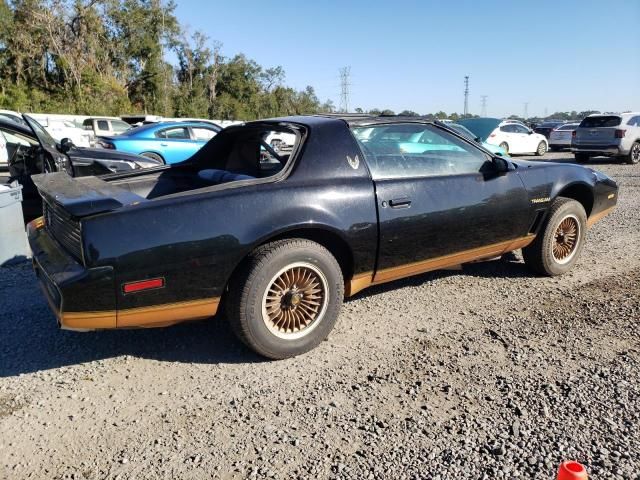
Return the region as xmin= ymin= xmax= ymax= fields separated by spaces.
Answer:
xmin=458 ymin=118 xmax=549 ymax=156
xmin=456 ymin=113 xmax=640 ymax=165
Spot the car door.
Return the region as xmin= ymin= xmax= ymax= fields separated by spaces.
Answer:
xmin=494 ymin=124 xmax=515 ymax=150
xmin=354 ymin=123 xmax=532 ymax=284
xmin=517 ymin=124 xmax=539 ymax=152
xmin=154 ymin=126 xmax=194 ymax=163
xmin=506 ymin=124 xmax=529 ymax=153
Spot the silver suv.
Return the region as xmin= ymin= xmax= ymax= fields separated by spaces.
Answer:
xmin=572 ymin=112 xmax=640 ymax=164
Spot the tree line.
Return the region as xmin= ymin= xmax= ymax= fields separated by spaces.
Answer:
xmin=0 ymin=0 xmax=334 ymax=119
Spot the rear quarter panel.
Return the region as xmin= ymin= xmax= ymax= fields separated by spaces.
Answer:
xmin=81 ymin=118 xmax=378 ymax=312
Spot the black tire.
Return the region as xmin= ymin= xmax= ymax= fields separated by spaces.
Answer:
xmin=227 ymin=239 xmax=344 ymax=359
xmin=522 ymin=197 xmax=587 ymax=276
xmin=140 ymin=152 xmax=165 ymax=163
xmin=535 ymin=141 xmax=548 ymax=156
xmin=626 ymin=142 xmax=640 ymax=165
xmin=574 ymin=153 xmax=590 ymax=163
xmin=499 ymin=142 xmax=509 ymax=154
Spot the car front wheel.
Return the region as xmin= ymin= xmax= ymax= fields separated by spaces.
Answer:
xmin=536 ymin=141 xmax=548 ymax=156
xmin=227 ymin=239 xmax=344 ymax=359
xmin=522 ymin=197 xmax=587 ymax=276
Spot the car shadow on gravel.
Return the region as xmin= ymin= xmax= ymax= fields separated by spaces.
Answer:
xmin=0 ymin=265 xmax=263 ymax=378
xmin=0 ymin=258 xmax=543 ymax=377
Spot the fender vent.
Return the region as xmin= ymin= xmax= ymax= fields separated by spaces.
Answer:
xmin=528 ymin=210 xmax=546 ymax=234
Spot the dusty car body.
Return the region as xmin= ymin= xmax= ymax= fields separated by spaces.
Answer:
xmin=28 ymin=115 xmax=618 ymax=359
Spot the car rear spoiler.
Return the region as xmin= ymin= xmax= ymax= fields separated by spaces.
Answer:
xmin=32 ymin=172 xmax=145 ymax=217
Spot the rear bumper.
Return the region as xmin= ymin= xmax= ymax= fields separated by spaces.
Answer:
xmin=572 ymin=145 xmax=624 ymax=156
xmin=549 ymin=139 xmax=572 ymax=147
xmin=27 ymin=219 xmax=116 ymax=330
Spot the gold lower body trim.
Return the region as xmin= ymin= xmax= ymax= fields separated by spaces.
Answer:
xmin=587 ymin=206 xmax=615 ymax=228
xmin=346 ymin=235 xmax=536 ymax=296
xmin=60 ymin=297 xmax=220 ymax=331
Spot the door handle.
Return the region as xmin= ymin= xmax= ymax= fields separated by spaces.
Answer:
xmin=388 ymin=197 xmax=411 ymax=208
xmin=160 ymin=142 xmax=169 ymax=146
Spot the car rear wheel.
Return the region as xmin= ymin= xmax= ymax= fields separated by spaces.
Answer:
xmin=140 ymin=152 xmax=164 ymax=163
xmin=574 ymin=153 xmax=590 ymax=163
xmin=499 ymin=142 xmax=509 ymax=154
xmin=536 ymin=141 xmax=548 ymax=156
xmin=522 ymin=197 xmax=587 ymax=276
xmin=227 ymin=239 xmax=344 ymax=359
xmin=627 ymin=142 xmax=640 ymax=165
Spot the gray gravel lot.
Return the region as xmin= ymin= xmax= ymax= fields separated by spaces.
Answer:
xmin=1 ymin=152 xmax=639 ymax=479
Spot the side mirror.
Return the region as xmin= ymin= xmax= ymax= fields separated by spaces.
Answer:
xmin=493 ymin=156 xmax=510 ymax=173
xmin=528 ymin=130 xmax=534 ymax=135
xmin=60 ymin=137 xmax=74 ymax=153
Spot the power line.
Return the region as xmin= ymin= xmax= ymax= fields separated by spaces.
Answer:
xmin=463 ymin=75 xmax=470 ymax=116
xmin=339 ymin=67 xmax=351 ymax=113
xmin=480 ymin=95 xmax=488 ymax=117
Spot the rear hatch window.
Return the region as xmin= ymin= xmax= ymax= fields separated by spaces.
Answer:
xmin=580 ymin=116 xmax=621 ymax=128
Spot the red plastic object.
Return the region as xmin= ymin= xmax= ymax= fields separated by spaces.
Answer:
xmin=122 ymin=278 xmax=164 ymax=294
xmin=557 ymin=461 xmax=588 ymax=480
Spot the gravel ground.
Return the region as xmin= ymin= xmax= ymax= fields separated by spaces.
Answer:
xmin=1 ymin=152 xmax=639 ymax=480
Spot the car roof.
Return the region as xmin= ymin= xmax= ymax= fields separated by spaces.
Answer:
xmin=587 ymin=112 xmax=639 ymax=117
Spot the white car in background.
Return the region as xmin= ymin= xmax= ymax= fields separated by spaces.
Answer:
xmin=548 ymin=123 xmax=580 ymax=151
xmin=43 ymin=120 xmax=93 ymax=147
xmin=487 ymin=120 xmax=548 ymax=155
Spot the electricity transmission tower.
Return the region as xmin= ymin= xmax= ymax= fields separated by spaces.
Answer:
xmin=339 ymin=67 xmax=351 ymax=113
xmin=480 ymin=95 xmax=488 ymax=117
xmin=524 ymin=102 xmax=529 ymax=119
xmin=463 ymin=75 xmax=470 ymax=116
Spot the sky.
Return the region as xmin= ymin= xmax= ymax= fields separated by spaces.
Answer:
xmin=173 ymin=0 xmax=640 ymax=117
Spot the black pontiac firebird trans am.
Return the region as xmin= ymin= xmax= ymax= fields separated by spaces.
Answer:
xmin=27 ymin=115 xmax=618 ymax=359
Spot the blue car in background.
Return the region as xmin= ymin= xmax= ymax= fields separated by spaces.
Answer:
xmin=96 ymin=121 xmax=222 ymax=164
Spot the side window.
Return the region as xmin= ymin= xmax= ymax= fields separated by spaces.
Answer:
xmin=157 ymin=127 xmax=189 ymax=139
xmin=192 ymin=127 xmax=217 ymax=141
xmin=353 ymin=123 xmax=491 ymax=180
xmin=500 ymin=125 xmax=514 ymax=133
xmin=627 ymin=116 xmax=640 ymax=127
xmin=97 ymin=120 xmax=109 ymax=131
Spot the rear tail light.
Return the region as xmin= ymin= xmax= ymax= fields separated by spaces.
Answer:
xmin=123 ymin=278 xmax=165 ymax=294
xmin=615 ymin=129 xmax=626 ymax=138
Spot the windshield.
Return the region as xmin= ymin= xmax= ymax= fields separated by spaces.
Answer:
xmin=449 ymin=123 xmax=477 ymax=141
xmin=23 ymin=114 xmax=58 ymax=150
xmin=580 ymin=116 xmax=621 ymax=128
xmin=111 ymin=120 xmax=131 ymax=134
xmin=457 ymin=118 xmax=501 ymax=142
